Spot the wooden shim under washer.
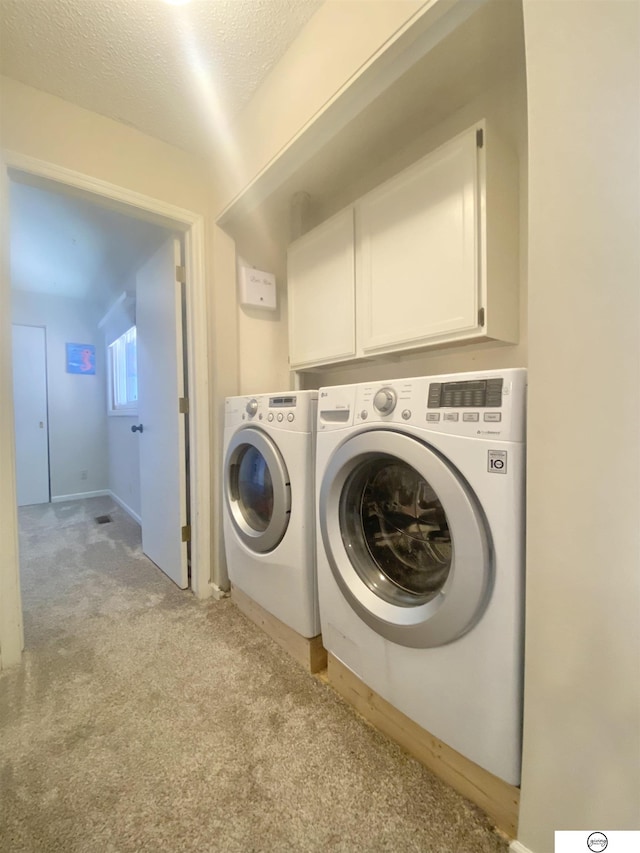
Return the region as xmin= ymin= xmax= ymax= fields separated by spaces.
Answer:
xmin=327 ymin=652 xmax=520 ymax=839
xmin=231 ymin=585 xmax=327 ymax=674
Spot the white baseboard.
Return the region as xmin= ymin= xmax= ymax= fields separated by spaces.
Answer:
xmin=510 ymin=841 xmax=535 ymax=853
xmin=52 ymin=490 xmax=110 ymax=503
xmin=108 ymin=491 xmax=141 ymax=526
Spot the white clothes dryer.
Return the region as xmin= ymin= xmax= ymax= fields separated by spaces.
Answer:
xmin=223 ymin=390 xmax=319 ymax=638
xmin=316 ymin=369 xmax=526 ymax=783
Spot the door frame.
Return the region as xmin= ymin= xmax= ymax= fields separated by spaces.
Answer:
xmin=0 ymin=151 xmax=213 ymax=669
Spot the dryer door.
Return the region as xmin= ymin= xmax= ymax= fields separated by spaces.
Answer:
xmin=319 ymin=430 xmax=491 ymax=648
xmin=225 ymin=427 xmax=291 ymax=553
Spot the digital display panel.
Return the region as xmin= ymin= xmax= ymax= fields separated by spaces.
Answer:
xmin=427 ymin=378 xmax=503 ymax=408
xmin=269 ymin=396 xmax=296 ymax=408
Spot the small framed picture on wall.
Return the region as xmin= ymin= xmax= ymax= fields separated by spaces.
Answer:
xmin=66 ymin=343 xmax=96 ymax=375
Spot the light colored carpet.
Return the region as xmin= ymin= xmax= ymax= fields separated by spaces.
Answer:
xmin=0 ymin=497 xmax=508 ymax=853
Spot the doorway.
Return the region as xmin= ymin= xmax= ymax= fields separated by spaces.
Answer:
xmin=10 ymin=177 xmax=191 ymax=586
xmin=1 ymin=154 xmax=212 ymax=667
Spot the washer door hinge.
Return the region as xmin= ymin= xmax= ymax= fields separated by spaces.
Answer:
xmin=476 ymin=128 xmax=484 ymax=148
xmin=176 ymin=265 xmax=186 ymax=283
xmin=181 ymin=525 xmax=191 ymax=543
xmin=179 ymin=397 xmax=189 ymax=414
xmin=478 ymin=307 xmax=485 ymax=326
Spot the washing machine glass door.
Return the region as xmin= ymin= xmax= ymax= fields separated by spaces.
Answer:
xmin=225 ymin=427 xmax=291 ymax=553
xmin=319 ymin=430 xmax=491 ymax=648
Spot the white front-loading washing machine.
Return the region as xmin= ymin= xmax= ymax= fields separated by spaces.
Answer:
xmin=223 ymin=390 xmax=319 ymax=638
xmin=316 ymin=369 xmax=526 ymax=783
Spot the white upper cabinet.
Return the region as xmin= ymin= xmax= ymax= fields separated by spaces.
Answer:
xmin=357 ymin=127 xmax=480 ymax=355
xmin=287 ymin=207 xmax=355 ymax=369
xmin=287 ymin=120 xmax=519 ymax=369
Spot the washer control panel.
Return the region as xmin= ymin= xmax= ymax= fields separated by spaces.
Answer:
xmin=427 ymin=377 xmax=503 ymax=409
xmin=318 ymin=369 xmax=526 ymax=442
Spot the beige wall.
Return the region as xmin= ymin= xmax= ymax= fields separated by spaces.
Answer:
xmin=0 ymin=78 xmax=228 ymax=643
xmin=0 ymin=161 xmax=23 ymax=668
xmin=1 ymin=78 xmax=212 ymax=213
xmin=518 ymin=1 xmax=640 ymax=850
xmin=233 ymin=220 xmax=292 ymax=396
xmin=214 ymin=0 xmax=429 ymax=397
xmin=214 ymin=0 xmax=426 ymax=211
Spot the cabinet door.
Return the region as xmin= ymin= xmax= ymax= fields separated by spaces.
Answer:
xmin=287 ymin=207 xmax=355 ymax=369
xmin=356 ymin=128 xmax=480 ymax=355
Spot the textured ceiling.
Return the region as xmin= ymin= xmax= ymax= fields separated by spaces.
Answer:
xmin=0 ymin=0 xmax=324 ymax=156
xmin=3 ymin=0 xmax=323 ymax=307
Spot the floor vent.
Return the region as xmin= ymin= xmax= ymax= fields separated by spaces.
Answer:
xmin=95 ymin=515 xmax=112 ymax=525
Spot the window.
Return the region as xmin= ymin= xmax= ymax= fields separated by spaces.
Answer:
xmin=108 ymin=326 xmax=138 ymax=414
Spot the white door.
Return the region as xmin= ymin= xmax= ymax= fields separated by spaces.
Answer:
xmin=12 ymin=324 xmax=50 ymax=506
xmin=135 ymin=237 xmax=188 ymax=589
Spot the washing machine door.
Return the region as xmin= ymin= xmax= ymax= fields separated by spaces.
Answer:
xmin=225 ymin=427 xmax=291 ymax=553
xmin=319 ymin=429 xmax=492 ymax=648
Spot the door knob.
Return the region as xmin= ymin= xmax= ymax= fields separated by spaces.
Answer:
xmin=131 ymin=424 xmax=144 ymax=433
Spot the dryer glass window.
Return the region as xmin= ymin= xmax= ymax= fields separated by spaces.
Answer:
xmin=340 ymin=456 xmax=452 ymax=606
xmin=236 ymin=445 xmax=274 ymax=532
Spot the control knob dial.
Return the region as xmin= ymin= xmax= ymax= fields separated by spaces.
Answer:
xmin=246 ymin=399 xmax=258 ymax=416
xmin=373 ymin=387 xmax=397 ymax=415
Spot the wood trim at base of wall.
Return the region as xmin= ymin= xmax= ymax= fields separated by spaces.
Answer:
xmin=230 ymin=585 xmax=327 ymax=674
xmin=327 ymin=652 xmax=520 ymax=839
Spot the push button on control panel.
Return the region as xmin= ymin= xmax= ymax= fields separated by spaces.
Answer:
xmin=267 ymin=413 xmax=274 ymax=422
xmin=277 ymin=413 xmax=284 ymax=422
xmin=484 ymin=413 xmax=502 ymax=422
xmin=426 ymin=413 xmax=440 ymax=422
xmin=287 ymin=413 xmax=295 ymax=422
xmin=401 ymin=409 xmax=411 ymax=420
xmin=463 ymin=413 xmax=480 ymax=422
xmin=444 ymin=412 xmax=459 ymax=422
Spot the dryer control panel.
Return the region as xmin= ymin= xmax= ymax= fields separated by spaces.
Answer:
xmin=225 ymin=391 xmax=318 ymax=433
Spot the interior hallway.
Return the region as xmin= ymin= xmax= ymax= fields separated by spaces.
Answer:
xmin=0 ymin=497 xmax=507 ymax=852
